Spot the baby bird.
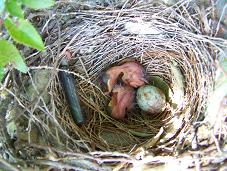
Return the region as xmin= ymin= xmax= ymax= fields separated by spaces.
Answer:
xmin=103 ymin=61 xmax=147 ymax=94
xmin=120 ymin=61 xmax=147 ymax=88
xmin=109 ymin=85 xmax=135 ymax=120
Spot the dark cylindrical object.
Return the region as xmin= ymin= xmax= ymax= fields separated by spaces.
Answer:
xmin=58 ymin=66 xmax=84 ymax=125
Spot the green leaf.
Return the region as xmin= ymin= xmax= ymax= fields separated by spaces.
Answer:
xmin=21 ymin=0 xmax=54 ymax=9
xmin=150 ymin=76 xmax=170 ymax=102
xmin=0 ymin=0 xmax=4 ymax=15
xmin=5 ymin=0 xmax=24 ymax=18
xmin=4 ymin=17 xmax=45 ymax=50
xmin=0 ymin=67 xmax=4 ymax=81
xmin=0 ymin=40 xmax=28 ymax=73
xmin=169 ymin=61 xmax=184 ymax=109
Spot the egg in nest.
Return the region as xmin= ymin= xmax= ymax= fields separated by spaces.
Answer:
xmin=136 ymin=85 xmax=166 ymax=114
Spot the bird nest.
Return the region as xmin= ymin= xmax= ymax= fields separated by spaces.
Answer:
xmin=1 ymin=1 xmax=227 ymax=170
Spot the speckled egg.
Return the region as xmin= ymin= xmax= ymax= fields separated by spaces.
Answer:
xmin=136 ymin=85 xmax=166 ymax=113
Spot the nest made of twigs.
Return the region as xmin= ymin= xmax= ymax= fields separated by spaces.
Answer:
xmin=17 ymin=1 xmax=219 ymax=153
xmin=1 ymin=1 xmax=227 ymax=170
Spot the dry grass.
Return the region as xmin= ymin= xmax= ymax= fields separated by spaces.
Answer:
xmin=0 ymin=0 xmax=227 ymax=170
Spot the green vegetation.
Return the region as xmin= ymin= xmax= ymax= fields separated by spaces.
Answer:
xmin=0 ymin=0 xmax=54 ymax=81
